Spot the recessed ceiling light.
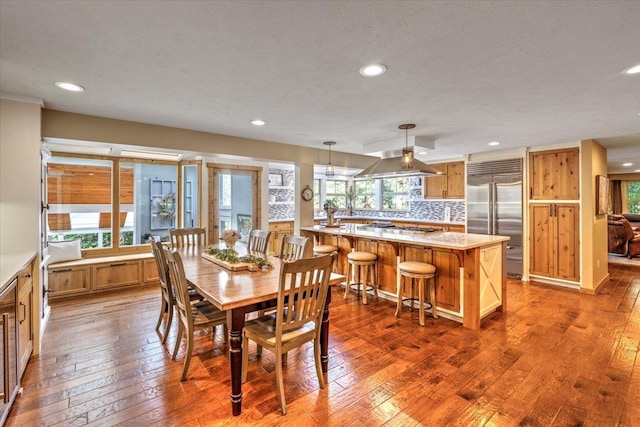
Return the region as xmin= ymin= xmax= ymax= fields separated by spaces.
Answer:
xmin=622 ymin=162 xmax=633 ymax=167
xmin=488 ymin=141 xmax=500 ymax=146
xmin=417 ymin=151 xmax=428 ymax=155
xmin=250 ymin=119 xmax=266 ymax=126
xmin=635 ymin=169 xmax=640 ymax=172
xmin=54 ymin=81 xmax=85 ymax=92
xmin=622 ymin=63 xmax=640 ymax=74
xmin=359 ymin=64 xmax=387 ymax=77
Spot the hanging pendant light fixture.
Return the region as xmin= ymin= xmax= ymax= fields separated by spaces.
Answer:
xmin=399 ymin=123 xmax=416 ymax=170
xmin=324 ymin=141 xmax=336 ymax=177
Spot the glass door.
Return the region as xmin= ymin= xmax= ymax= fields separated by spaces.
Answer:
xmin=207 ymin=164 xmax=261 ymax=245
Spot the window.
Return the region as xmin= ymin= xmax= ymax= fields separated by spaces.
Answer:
xmin=326 ymin=180 xmax=347 ymax=208
xmin=381 ymin=177 xmax=409 ymax=210
xmin=313 ymin=178 xmax=321 ymax=211
xmin=47 ymin=155 xmax=180 ymax=251
xmin=220 ymin=174 xmax=232 ymax=209
xmin=122 ymin=162 xmax=178 ymax=247
xmin=626 ymin=181 xmax=640 ymax=213
xmin=47 ymin=157 xmax=113 ymax=249
xmin=354 ymin=180 xmax=376 ymax=209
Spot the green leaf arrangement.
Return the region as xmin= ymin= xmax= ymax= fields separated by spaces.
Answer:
xmin=206 ymin=247 xmax=273 ymax=268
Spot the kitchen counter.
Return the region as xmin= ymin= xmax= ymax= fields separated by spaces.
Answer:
xmin=312 ymin=215 xmax=465 ymax=227
xmin=301 ymin=224 xmax=506 ymax=250
xmin=301 ymin=225 xmax=508 ymax=330
xmin=1 ymin=252 xmax=37 ymax=291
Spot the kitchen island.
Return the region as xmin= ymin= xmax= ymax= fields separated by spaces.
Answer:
xmin=301 ymin=224 xmax=509 ymax=330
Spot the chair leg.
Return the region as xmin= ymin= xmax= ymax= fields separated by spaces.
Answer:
xmin=313 ymin=336 xmax=325 ymax=389
xmin=372 ymin=262 xmax=379 ymax=300
xmin=395 ymin=272 xmax=402 ymax=317
xmin=418 ymin=278 xmax=425 ymax=327
xmin=344 ymin=262 xmax=352 ymax=299
xmin=172 ymin=322 xmax=183 ymax=360
xmin=155 ymin=298 xmax=166 ymax=333
xmin=223 ymin=324 xmax=229 ymax=344
xmin=241 ymin=333 xmax=249 ymax=383
xmin=275 ymin=351 xmax=287 ymax=415
xmin=180 ymin=327 xmax=194 ymax=381
xmin=362 ymin=264 xmax=368 ymax=305
xmin=430 ymin=276 xmax=438 ymax=319
xmin=257 ymin=345 xmax=262 ymax=357
xmin=161 ymin=303 xmax=173 ymax=344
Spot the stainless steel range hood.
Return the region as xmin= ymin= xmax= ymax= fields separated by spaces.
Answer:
xmin=353 ymin=148 xmax=443 ymax=179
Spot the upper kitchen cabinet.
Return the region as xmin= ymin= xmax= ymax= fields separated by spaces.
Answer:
xmin=529 ymin=148 xmax=579 ymax=200
xmin=424 ymin=161 xmax=465 ymax=199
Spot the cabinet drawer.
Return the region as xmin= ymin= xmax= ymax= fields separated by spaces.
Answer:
xmin=49 ymin=266 xmax=90 ymax=297
xmin=92 ymin=261 xmax=142 ymax=290
xmin=269 ymin=222 xmax=293 ymax=231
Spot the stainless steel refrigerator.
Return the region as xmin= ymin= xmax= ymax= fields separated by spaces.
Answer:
xmin=467 ymin=158 xmax=523 ymax=278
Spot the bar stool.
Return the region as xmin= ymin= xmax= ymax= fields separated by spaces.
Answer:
xmin=314 ymin=244 xmax=339 ymax=274
xmin=345 ymin=251 xmax=378 ymax=304
xmin=395 ymin=261 xmax=437 ymax=326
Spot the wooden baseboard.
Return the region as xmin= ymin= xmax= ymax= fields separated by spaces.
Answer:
xmin=581 ymin=273 xmax=610 ymax=295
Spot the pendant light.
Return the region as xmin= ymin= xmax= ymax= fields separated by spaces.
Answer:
xmin=399 ymin=123 xmax=416 ymax=170
xmin=324 ymin=141 xmax=336 ymax=177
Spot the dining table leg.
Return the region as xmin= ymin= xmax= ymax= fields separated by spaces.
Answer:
xmin=228 ymin=308 xmax=246 ymax=416
xmin=320 ymin=289 xmax=332 ymax=372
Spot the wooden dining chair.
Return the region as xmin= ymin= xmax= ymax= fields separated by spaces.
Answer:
xmin=241 ymin=253 xmax=334 ymax=415
xmin=279 ymin=235 xmax=309 ymax=262
xmin=150 ymin=239 xmax=204 ymax=345
xmin=164 ymin=247 xmax=227 ymax=381
xmin=170 ymin=227 xmax=207 ymax=248
xmin=247 ymin=229 xmax=271 ymax=256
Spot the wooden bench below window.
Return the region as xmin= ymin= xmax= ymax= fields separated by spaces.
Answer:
xmin=47 ymin=252 xmax=159 ymax=299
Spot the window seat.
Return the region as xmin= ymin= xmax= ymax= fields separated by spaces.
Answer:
xmin=47 ymin=252 xmax=159 ymax=299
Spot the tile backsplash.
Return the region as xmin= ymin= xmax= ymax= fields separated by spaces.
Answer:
xmin=266 ymin=168 xmax=466 ymax=222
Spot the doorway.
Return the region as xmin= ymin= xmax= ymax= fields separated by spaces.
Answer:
xmin=207 ymin=163 xmax=262 ymax=244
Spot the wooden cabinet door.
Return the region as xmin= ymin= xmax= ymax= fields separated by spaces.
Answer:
xmin=17 ymin=268 xmax=33 ymax=378
xmin=49 ymin=266 xmax=90 ymax=297
xmin=424 ymin=163 xmax=447 ymax=198
xmin=376 ymin=241 xmax=397 ymax=294
xmin=143 ymin=258 xmax=160 ymax=283
xmin=529 ymin=148 xmax=579 ymax=200
xmin=529 ymin=203 xmax=580 ymax=281
xmin=92 ymin=261 xmax=142 ymax=290
xmin=555 ymin=203 xmax=580 ymax=281
xmin=529 ymin=204 xmax=553 ymax=277
xmin=433 ymin=250 xmax=460 ymax=313
xmin=446 ymin=162 xmax=465 ymax=198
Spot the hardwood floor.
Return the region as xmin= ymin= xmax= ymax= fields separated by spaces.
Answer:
xmin=6 ymin=264 xmax=640 ymax=426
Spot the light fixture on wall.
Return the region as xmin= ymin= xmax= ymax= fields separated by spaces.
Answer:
xmin=323 ymin=141 xmax=336 ymax=178
xmin=399 ymin=123 xmax=416 ymax=170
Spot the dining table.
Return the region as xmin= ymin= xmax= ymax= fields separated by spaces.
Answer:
xmin=176 ymin=244 xmax=345 ymax=416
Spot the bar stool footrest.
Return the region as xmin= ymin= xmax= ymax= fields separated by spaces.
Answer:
xmin=401 ymin=298 xmax=433 ymax=312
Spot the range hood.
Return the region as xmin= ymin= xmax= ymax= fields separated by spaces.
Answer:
xmin=353 ymin=148 xmax=443 ymax=179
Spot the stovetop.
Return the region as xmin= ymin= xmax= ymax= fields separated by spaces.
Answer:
xmin=361 ymin=222 xmax=443 ymax=235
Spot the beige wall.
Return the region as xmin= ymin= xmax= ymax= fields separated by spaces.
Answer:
xmin=0 ymin=98 xmax=41 ymax=254
xmin=580 ymin=139 xmax=609 ymax=293
xmin=42 ymin=109 xmax=375 ymax=169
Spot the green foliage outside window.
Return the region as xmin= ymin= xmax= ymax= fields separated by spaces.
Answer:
xmin=628 ymin=181 xmax=640 ymax=213
xmin=354 ymin=180 xmax=376 ymax=209
xmin=326 ymin=180 xmax=347 ymax=208
xmin=382 ymin=177 xmax=409 ymax=210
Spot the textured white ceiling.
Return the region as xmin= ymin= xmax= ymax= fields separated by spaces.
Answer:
xmin=1 ymin=1 xmax=639 ymax=172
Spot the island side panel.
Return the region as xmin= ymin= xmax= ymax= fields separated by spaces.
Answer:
xmin=462 ymin=247 xmax=481 ymax=330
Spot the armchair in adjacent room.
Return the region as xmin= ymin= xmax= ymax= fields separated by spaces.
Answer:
xmin=607 ymin=215 xmax=640 ymax=259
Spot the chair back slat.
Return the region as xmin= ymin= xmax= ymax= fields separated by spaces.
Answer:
xmin=164 ymin=248 xmax=193 ymax=327
xmin=247 ymin=229 xmax=271 ymax=256
xmin=276 ymin=254 xmax=333 ymax=337
xmin=279 ymin=235 xmax=309 ymax=262
xmin=150 ymin=238 xmax=172 ymax=300
xmin=170 ymin=227 xmax=207 ymax=248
